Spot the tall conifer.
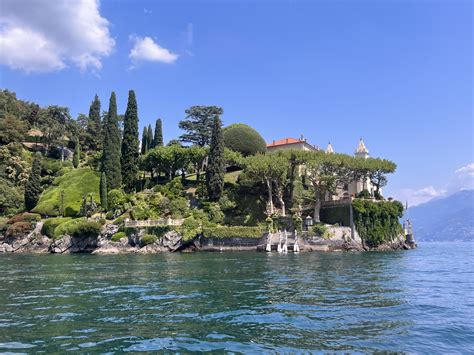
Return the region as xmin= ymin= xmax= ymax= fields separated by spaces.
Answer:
xmin=73 ymin=139 xmax=80 ymax=168
xmin=87 ymin=94 xmax=102 ymax=151
xmin=141 ymin=126 xmax=148 ymax=154
xmin=147 ymin=124 xmax=153 ymax=151
xmin=121 ymin=90 xmax=139 ymax=193
xmin=102 ymin=92 xmax=122 ymax=190
xmin=25 ymin=155 xmax=42 ymax=210
xmin=100 ymin=172 xmax=108 ymax=211
xmin=206 ymin=117 xmax=226 ymax=200
xmin=153 ymin=118 xmax=163 ymax=148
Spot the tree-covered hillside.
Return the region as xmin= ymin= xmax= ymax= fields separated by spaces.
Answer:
xmin=0 ymin=89 xmax=402 ymax=248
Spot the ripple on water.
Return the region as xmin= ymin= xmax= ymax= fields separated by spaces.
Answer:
xmin=0 ymin=243 xmax=472 ymax=353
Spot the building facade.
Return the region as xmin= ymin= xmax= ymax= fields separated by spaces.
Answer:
xmin=267 ymin=137 xmax=378 ymax=201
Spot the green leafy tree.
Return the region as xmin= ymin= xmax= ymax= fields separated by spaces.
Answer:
xmin=102 ymin=92 xmax=122 ymax=191
xmin=368 ymin=158 xmax=397 ymax=193
xmin=121 ymin=90 xmax=140 ymax=193
xmin=73 ymin=139 xmax=80 ymax=168
xmin=305 ymin=152 xmax=353 ymax=222
xmin=179 ymin=106 xmax=223 ymax=147
xmin=141 ymin=126 xmax=148 ymax=155
xmin=223 ymin=123 xmax=266 ymax=156
xmin=0 ymin=113 xmax=27 ymax=145
xmin=187 ymin=145 xmax=208 ymax=183
xmin=152 ymin=118 xmax=163 ymax=148
xmin=206 ymin=117 xmax=226 ymax=201
xmin=38 ymin=105 xmax=72 ymax=159
xmin=100 ymin=172 xmax=108 ymax=211
xmin=86 ymin=94 xmax=102 ymax=151
xmin=243 ymin=153 xmax=289 ymax=216
xmin=24 ymin=155 xmax=42 ymax=210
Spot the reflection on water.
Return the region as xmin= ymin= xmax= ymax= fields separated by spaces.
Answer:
xmin=0 ymin=243 xmax=472 ymax=352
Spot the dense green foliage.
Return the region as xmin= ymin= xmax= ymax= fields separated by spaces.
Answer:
xmin=24 ymin=156 xmax=42 ymax=210
xmin=152 ymin=118 xmax=163 ymax=148
xmin=73 ymin=139 xmax=80 ymax=168
xmin=86 ymin=95 xmax=102 ymax=151
xmin=202 ymin=226 xmax=263 ymax=239
xmin=140 ymin=234 xmax=158 ymax=246
xmin=41 ymin=217 xmax=73 ymax=238
xmin=223 ymin=123 xmax=267 ymax=156
xmin=111 ymin=231 xmax=126 ymax=242
xmin=102 ymin=92 xmax=122 ymax=191
xmin=121 ymin=90 xmax=139 ymax=192
xmin=100 ymin=172 xmax=108 ymax=211
xmin=70 ymin=220 xmax=101 ymax=239
xmin=33 ymin=168 xmax=100 ymax=217
xmin=179 ymin=106 xmax=223 ymax=146
xmin=206 ymin=117 xmax=225 ymax=201
xmin=312 ymin=224 xmax=331 ymax=238
xmin=1 ymin=89 xmax=403 ymax=249
xmin=141 ymin=126 xmax=148 ymax=155
xmin=352 ymin=199 xmax=404 ymax=247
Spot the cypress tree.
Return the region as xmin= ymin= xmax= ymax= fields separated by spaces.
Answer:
xmin=25 ymin=155 xmax=42 ymax=210
xmin=147 ymin=124 xmax=153 ymax=151
xmin=206 ymin=117 xmax=226 ymax=201
xmin=102 ymin=92 xmax=122 ymax=190
xmin=73 ymin=139 xmax=80 ymax=168
xmin=100 ymin=172 xmax=108 ymax=211
xmin=121 ymin=90 xmax=140 ymax=193
xmin=153 ymin=118 xmax=163 ymax=148
xmin=87 ymin=94 xmax=102 ymax=151
xmin=141 ymin=126 xmax=148 ymax=155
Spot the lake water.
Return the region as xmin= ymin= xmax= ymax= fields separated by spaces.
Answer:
xmin=0 ymin=243 xmax=473 ymax=353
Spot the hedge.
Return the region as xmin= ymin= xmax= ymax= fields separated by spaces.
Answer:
xmin=202 ymin=226 xmax=263 ymax=239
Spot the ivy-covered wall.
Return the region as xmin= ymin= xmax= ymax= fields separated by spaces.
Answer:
xmin=320 ymin=206 xmax=351 ymax=227
xmin=352 ymin=199 xmax=404 ymax=248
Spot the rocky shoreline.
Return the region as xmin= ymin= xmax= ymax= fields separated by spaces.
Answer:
xmin=0 ymin=223 xmax=417 ymax=254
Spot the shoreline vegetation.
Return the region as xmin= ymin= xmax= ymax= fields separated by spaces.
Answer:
xmin=0 ymin=89 xmax=416 ymax=254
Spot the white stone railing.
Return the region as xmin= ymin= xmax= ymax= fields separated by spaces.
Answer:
xmin=124 ymin=218 xmax=184 ymax=228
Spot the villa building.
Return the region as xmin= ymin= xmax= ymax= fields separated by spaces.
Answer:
xmin=266 ymin=136 xmax=319 ymax=153
xmin=267 ymin=137 xmax=378 ymax=200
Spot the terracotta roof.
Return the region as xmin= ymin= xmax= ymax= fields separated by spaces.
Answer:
xmin=267 ymin=138 xmax=304 ymax=148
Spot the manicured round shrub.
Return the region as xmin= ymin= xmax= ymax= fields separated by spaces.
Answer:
xmin=223 ymin=124 xmax=266 ymax=156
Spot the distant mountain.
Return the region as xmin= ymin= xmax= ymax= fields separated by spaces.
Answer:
xmin=407 ymin=190 xmax=474 ymax=242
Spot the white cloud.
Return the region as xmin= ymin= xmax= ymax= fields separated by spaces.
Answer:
xmin=455 ymin=163 xmax=474 ymax=179
xmin=0 ymin=0 xmax=114 ymax=73
xmin=398 ymin=186 xmax=447 ymax=206
xmin=129 ymin=36 xmax=178 ymax=67
xmin=395 ymin=162 xmax=474 ymax=206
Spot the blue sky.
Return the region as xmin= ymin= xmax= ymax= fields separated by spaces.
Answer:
xmin=0 ymin=0 xmax=472 ymax=205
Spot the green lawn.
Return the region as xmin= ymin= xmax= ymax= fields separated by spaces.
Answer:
xmin=33 ymin=168 xmax=100 ymax=217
